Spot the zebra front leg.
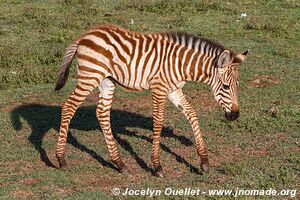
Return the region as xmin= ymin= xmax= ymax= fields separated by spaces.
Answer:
xmin=168 ymin=89 xmax=209 ymax=173
xmin=151 ymin=90 xmax=167 ymax=178
xmin=56 ymin=80 xmax=99 ymax=169
xmin=96 ymin=79 xmax=128 ymax=173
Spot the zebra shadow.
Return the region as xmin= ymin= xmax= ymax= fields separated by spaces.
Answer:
xmin=10 ymin=103 xmax=202 ymax=175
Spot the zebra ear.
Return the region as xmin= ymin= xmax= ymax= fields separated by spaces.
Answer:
xmin=217 ymin=50 xmax=231 ymax=68
xmin=233 ymin=50 xmax=248 ymax=64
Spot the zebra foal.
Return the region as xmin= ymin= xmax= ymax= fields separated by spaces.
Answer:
xmin=54 ymin=24 xmax=248 ymax=177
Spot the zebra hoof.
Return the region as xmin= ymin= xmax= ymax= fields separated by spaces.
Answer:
xmin=57 ymin=157 xmax=67 ymax=169
xmin=117 ymin=161 xmax=132 ymax=175
xmin=154 ymin=170 xmax=164 ymax=178
xmin=154 ymin=166 xmax=164 ymax=178
xmin=200 ymin=158 xmax=209 ymax=173
xmin=200 ymin=163 xmax=209 ymax=173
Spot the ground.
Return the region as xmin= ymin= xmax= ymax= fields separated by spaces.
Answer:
xmin=0 ymin=0 xmax=299 ymax=199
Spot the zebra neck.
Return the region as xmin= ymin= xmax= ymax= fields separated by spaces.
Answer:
xmin=178 ymin=48 xmax=217 ymax=86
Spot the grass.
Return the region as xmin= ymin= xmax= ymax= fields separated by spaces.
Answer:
xmin=0 ymin=0 xmax=299 ymax=199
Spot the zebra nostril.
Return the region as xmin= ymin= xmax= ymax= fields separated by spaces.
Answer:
xmin=232 ymin=111 xmax=239 ymax=120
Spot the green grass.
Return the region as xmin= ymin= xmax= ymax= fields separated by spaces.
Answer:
xmin=0 ymin=0 xmax=299 ymax=199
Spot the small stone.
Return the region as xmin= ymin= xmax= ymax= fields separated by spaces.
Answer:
xmin=268 ymin=105 xmax=279 ymax=117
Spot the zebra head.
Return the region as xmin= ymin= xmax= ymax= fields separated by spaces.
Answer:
xmin=213 ymin=50 xmax=248 ymax=121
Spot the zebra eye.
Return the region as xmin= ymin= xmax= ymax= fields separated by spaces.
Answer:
xmin=223 ymin=84 xmax=230 ymax=90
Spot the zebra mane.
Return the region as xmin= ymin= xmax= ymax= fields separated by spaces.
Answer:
xmin=163 ymin=32 xmax=226 ymax=55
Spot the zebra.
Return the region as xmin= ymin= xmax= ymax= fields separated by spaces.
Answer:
xmin=54 ymin=24 xmax=248 ymax=177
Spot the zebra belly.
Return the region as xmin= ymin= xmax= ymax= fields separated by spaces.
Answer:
xmin=110 ymin=69 xmax=151 ymax=92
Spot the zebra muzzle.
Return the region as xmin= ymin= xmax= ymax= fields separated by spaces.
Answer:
xmin=225 ymin=110 xmax=239 ymax=121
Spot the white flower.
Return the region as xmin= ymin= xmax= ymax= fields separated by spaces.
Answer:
xmin=240 ymin=13 xmax=247 ymax=18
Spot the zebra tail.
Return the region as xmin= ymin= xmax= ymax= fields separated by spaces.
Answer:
xmin=54 ymin=41 xmax=79 ymax=91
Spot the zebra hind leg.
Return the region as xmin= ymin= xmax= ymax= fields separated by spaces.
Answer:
xmin=56 ymin=78 xmax=100 ymax=169
xmin=96 ymin=78 xmax=129 ymax=173
xmin=151 ymin=90 xmax=167 ymax=178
